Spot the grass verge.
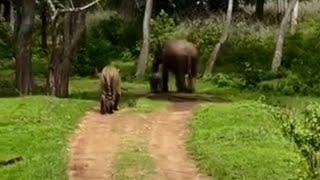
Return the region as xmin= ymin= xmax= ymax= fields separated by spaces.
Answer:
xmin=188 ymin=101 xmax=307 ymax=180
xmin=0 ymin=96 xmax=95 ymax=180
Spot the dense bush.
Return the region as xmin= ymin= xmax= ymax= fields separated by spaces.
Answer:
xmin=278 ymin=103 xmax=320 ymax=178
xmin=204 ymin=73 xmax=245 ymax=88
xmin=73 ymin=14 xmax=141 ymax=77
xmin=0 ymin=22 xmax=13 ymax=60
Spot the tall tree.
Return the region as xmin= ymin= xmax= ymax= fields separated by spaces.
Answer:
xmin=271 ymin=0 xmax=299 ymax=73
xmin=13 ymin=0 xmax=36 ymax=95
xmin=290 ymin=0 xmax=299 ymax=34
xmin=46 ymin=0 xmax=100 ymax=97
xmin=255 ymin=0 xmax=265 ymax=20
xmin=136 ymin=0 xmax=153 ymax=78
xmin=204 ymin=0 xmax=233 ymax=76
xmin=40 ymin=1 xmax=48 ymax=51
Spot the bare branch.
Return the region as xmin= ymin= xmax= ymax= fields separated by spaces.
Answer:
xmin=69 ymin=0 xmax=75 ymax=8
xmin=47 ymin=0 xmax=56 ymax=12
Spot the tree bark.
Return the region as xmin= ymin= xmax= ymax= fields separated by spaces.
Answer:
xmin=255 ymin=0 xmax=264 ymax=20
xmin=13 ymin=0 xmax=36 ymax=95
xmin=41 ymin=2 xmax=48 ymax=51
xmin=290 ymin=0 xmax=299 ymax=34
xmin=9 ymin=1 xmax=14 ymax=30
xmin=136 ymin=0 xmax=153 ymax=78
xmin=204 ymin=0 xmax=233 ymax=76
xmin=271 ymin=0 xmax=298 ymax=73
xmin=48 ymin=12 xmax=86 ymax=97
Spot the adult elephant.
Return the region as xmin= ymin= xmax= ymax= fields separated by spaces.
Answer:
xmin=152 ymin=39 xmax=198 ymax=93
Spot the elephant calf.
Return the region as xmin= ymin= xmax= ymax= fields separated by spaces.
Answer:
xmin=100 ymin=66 xmax=121 ymax=114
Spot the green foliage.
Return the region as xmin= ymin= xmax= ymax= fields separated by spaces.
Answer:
xmin=0 ymin=96 xmax=94 ymax=180
xmin=151 ymin=10 xmax=177 ymax=46
xmin=278 ymin=103 xmax=320 ymax=178
xmin=189 ymin=101 xmax=307 ymax=179
xmin=0 ymin=22 xmax=13 ymax=60
xmin=258 ymin=71 xmax=308 ymax=95
xmin=283 ymin=16 xmax=320 ymax=92
xmin=187 ymin=23 xmax=220 ymax=70
xmin=204 ymin=73 xmax=245 ymax=88
xmin=74 ymin=13 xmax=141 ymax=77
xmin=110 ymin=61 xmax=136 ymax=81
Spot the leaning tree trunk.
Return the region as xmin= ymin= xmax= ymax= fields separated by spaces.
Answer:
xmin=48 ymin=12 xmax=86 ymax=97
xmin=204 ymin=0 xmax=233 ymax=76
xmin=136 ymin=0 xmax=153 ymax=78
xmin=14 ymin=0 xmax=36 ymax=95
xmin=255 ymin=0 xmax=265 ymax=20
xmin=271 ymin=0 xmax=298 ymax=73
xmin=290 ymin=0 xmax=299 ymax=34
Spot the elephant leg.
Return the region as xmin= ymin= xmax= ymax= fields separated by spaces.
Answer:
xmin=114 ymin=93 xmax=120 ymax=111
xmin=100 ymin=94 xmax=107 ymax=114
xmin=186 ymin=75 xmax=194 ymax=93
xmin=176 ymin=72 xmax=187 ymax=92
xmin=162 ymin=68 xmax=169 ymax=92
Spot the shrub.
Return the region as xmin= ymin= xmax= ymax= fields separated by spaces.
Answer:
xmin=204 ymin=73 xmax=245 ymax=88
xmin=278 ymin=103 xmax=320 ymax=178
xmin=74 ymin=13 xmax=141 ymax=77
xmin=110 ymin=61 xmax=136 ymax=81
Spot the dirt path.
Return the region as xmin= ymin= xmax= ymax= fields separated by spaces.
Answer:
xmin=148 ymin=102 xmax=210 ymax=180
xmin=69 ymin=110 xmax=150 ymax=180
xmin=69 ymin=100 xmax=210 ymax=180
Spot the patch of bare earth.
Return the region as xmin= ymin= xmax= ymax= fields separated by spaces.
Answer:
xmin=68 ymin=110 xmax=151 ymax=180
xmin=149 ymin=101 xmax=210 ymax=180
xmin=69 ymin=100 xmax=210 ymax=180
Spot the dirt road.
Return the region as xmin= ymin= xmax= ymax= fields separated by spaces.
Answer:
xmin=69 ymin=100 xmax=210 ymax=180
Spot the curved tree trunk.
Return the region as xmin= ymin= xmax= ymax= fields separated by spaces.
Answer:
xmin=204 ymin=0 xmax=233 ymax=76
xmin=271 ymin=0 xmax=298 ymax=73
xmin=14 ymin=0 xmax=36 ymax=95
xmin=136 ymin=0 xmax=153 ymax=78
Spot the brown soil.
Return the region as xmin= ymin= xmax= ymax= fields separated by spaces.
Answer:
xmin=69 ymin=100 xmax=210 ymax=180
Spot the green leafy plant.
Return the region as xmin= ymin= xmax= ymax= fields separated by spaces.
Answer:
xmin=279 ymin=103 xmax=320 ymax=178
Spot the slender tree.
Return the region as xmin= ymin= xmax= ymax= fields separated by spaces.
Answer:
xmin=204 ymin=0 xmax=233 ymax=76
xmin=13 ymin=0 xmax=36 ymax=95
xmin=46 ymin=0 xmax=100 ymax=97
xmin=271 ymin=0 xmax=299 ymax=73
xmin=290 ymin=0 xmax=299 ymax=33
xmin=136 ymin=0 xmax=153 ymax=78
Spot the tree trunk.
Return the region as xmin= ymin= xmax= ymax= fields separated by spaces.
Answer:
xmin=3 ymin=0 xmax=10 ymax=21
xmin=9 ymin=1 xmax=14 ymax=30
xmin=290 ymin=0 xmax=299 ymax=34
xmin=136 ymin=0 xmax=153 ymax=78
xmin=271 ymin=0 xmax=298 ymax=73
xmin=204 ymin=0 xmax=233 ymax=76
xmin=48 ymin=12 xmax=86 ymax=97
xmin=255 ymin=0 xmax=264 ymax=20
xmin=14 ymin=0 xmax=36 ymax=95
xmin=41 ymin=2 xmax=48 ymax=51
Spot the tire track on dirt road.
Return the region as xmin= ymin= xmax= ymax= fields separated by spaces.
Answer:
xmin=69 ymin=100 xmax=210 ymax=180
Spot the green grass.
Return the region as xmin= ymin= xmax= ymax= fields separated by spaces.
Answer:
xmin=0 ymin=96 xmax=95 ymax=180
xmin=112 ymin=137 xmax=155 ymax=180
xmin=188 ymin=101 xmax=307 ymax=180
xmin=197 ymin=80 xmax=320 ymax=109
